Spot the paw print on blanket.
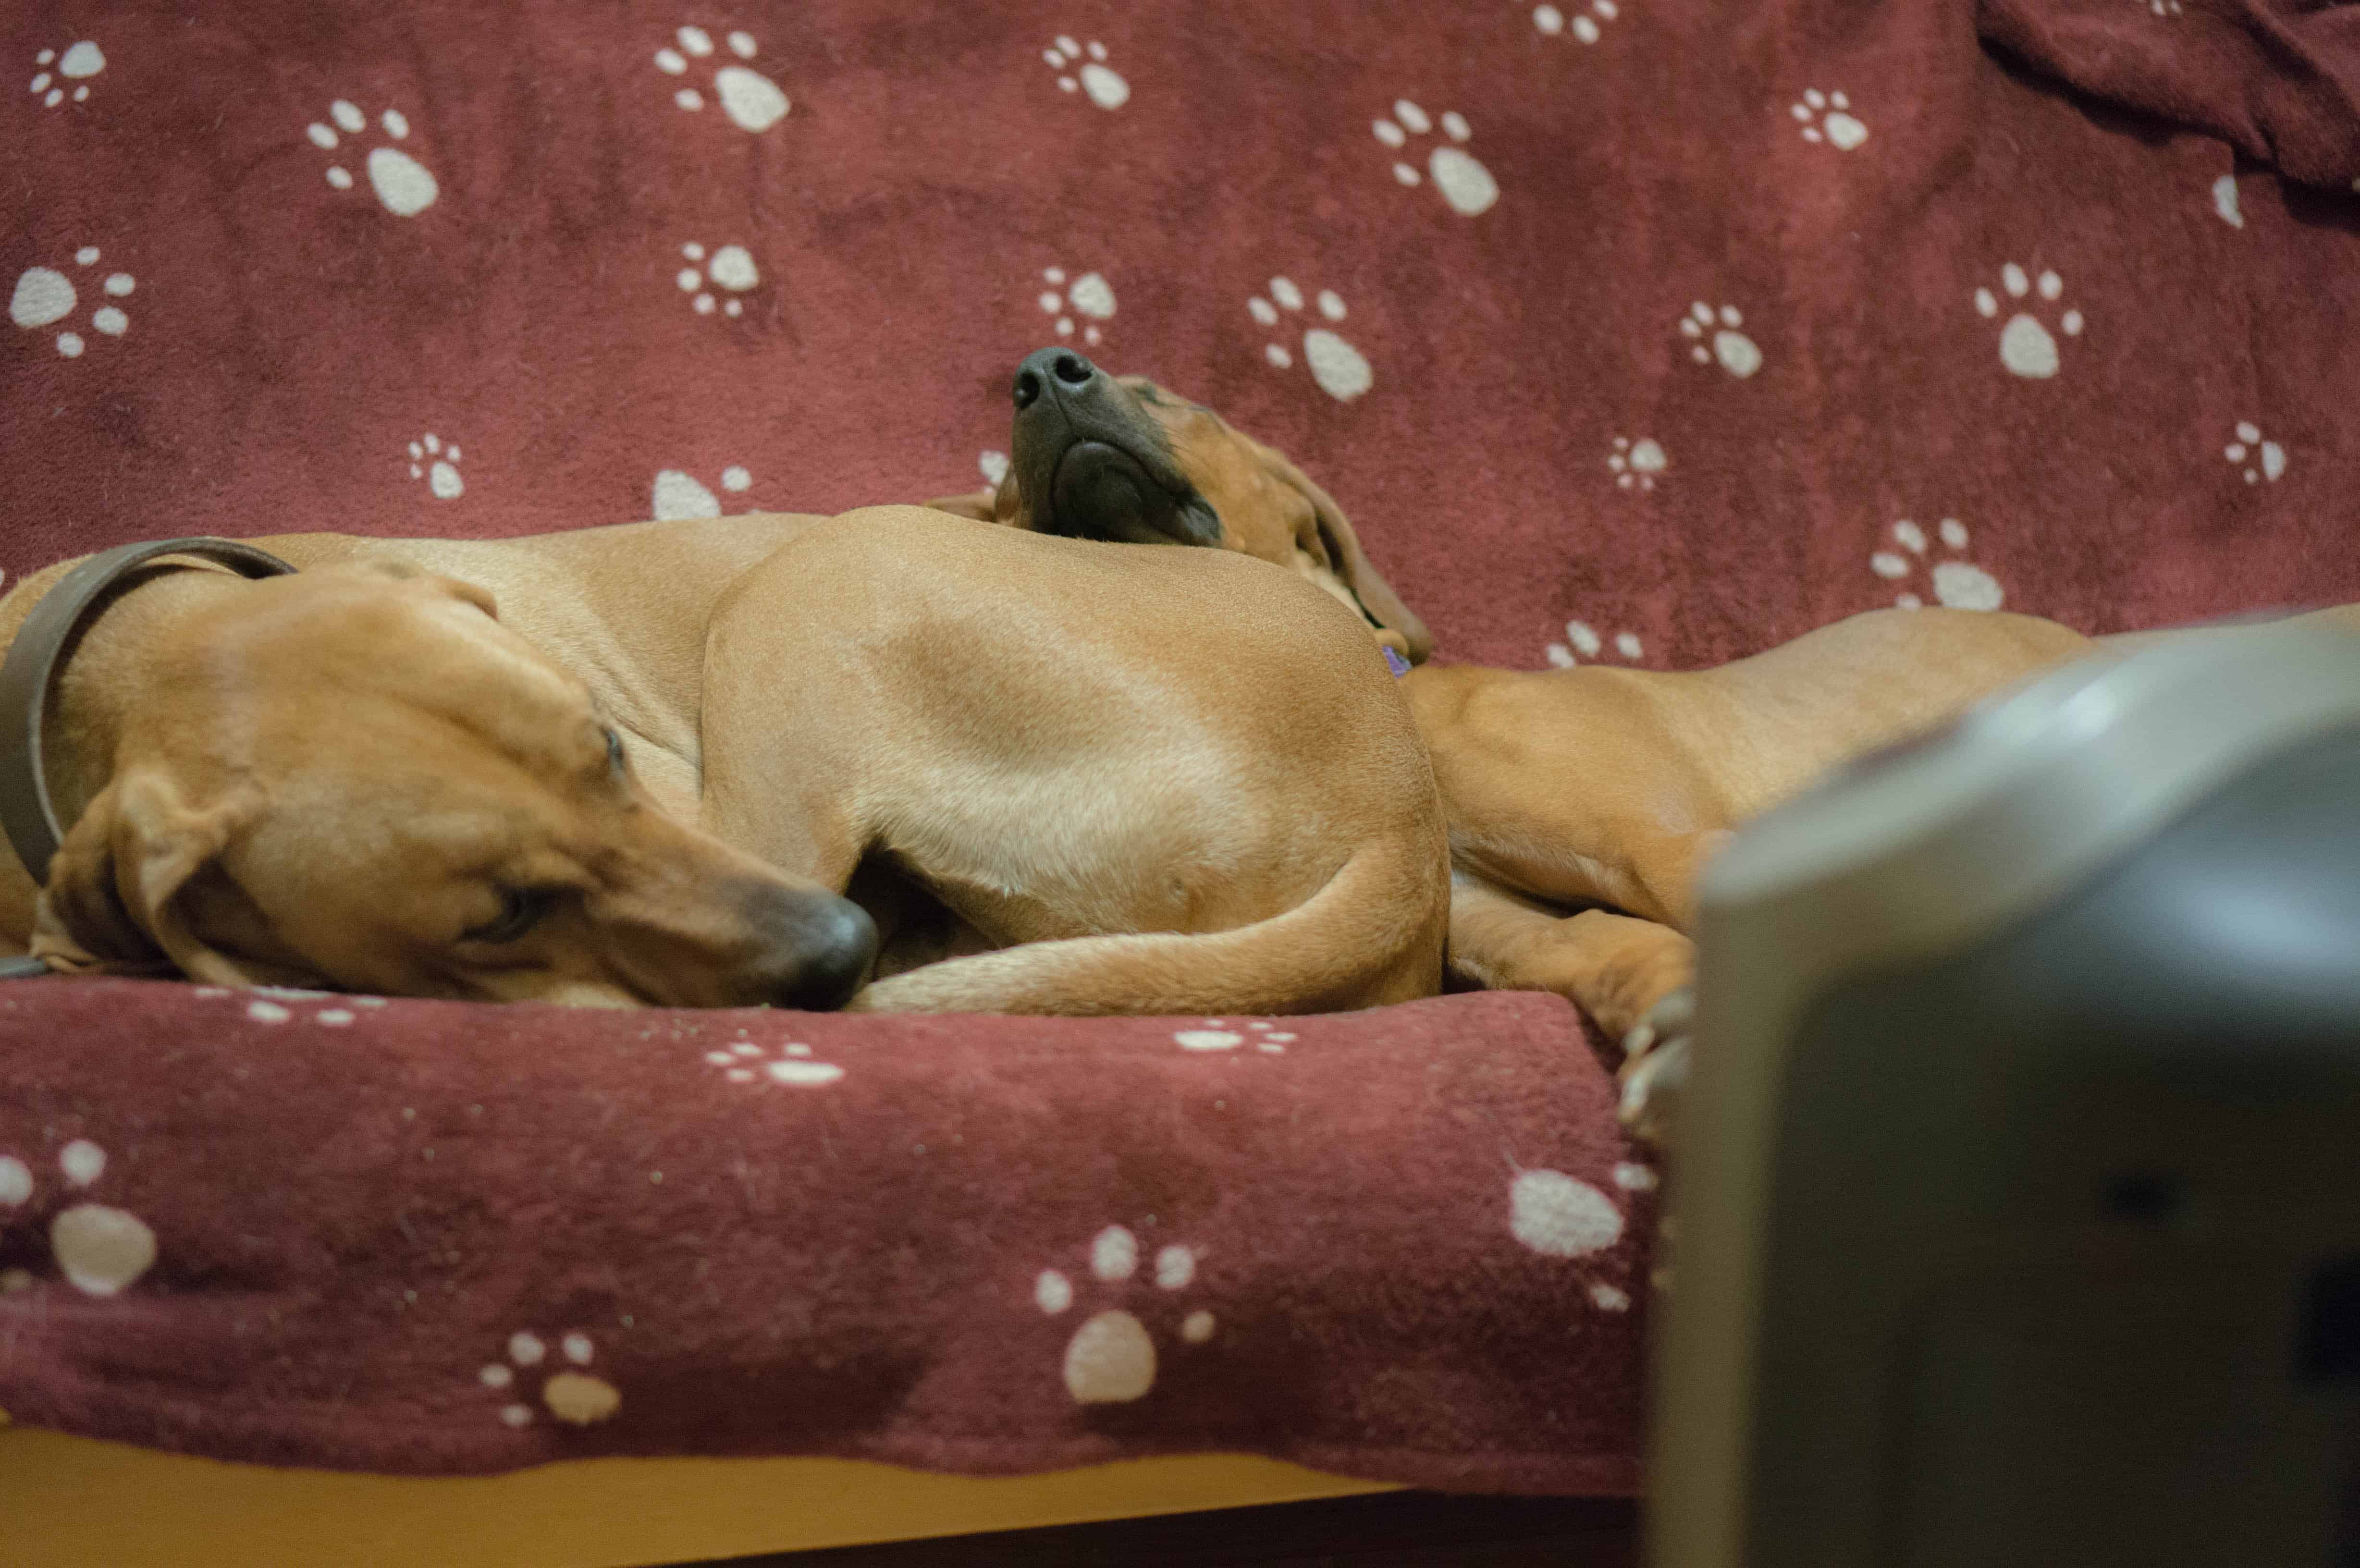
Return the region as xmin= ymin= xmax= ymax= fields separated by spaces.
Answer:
xmin=0 ymin=1139 xmax=158 ymax=1299
xmin=702 ymin=1035 xmax=845 ymax=1086
xmin=1372 ymin=100 xmax=1499 ymax=217
xmin=1973 ymin=264 xmax=2083 ymax=380
xmin=1035 ymin=265 xmax=1116 ymax=347
xmin=1528 ymin=1 xmax=1620 ymax=45
xmin=1034 ymin=1224 xmax=1214 ymax=1404
xmin=1507 ymin=1167 xmax=1644 ymax=1312
xmin=236 ymin=986 xmax=375 ymax=1026
xmin=1042 ymin=37 xmax=1129 ymax=110
xmin=481 ymin=1329 xmax=621 ymax=1427
xmin=1173 ymin=1019 xmax=1296 ymax=1054
xmin=29 ymin=41 xmax=104 ymax=108
xmin=676 ymin=241 xmax=761 ymax=318
xmin=306 ymin=101 xmax=439 ymax=217
xmin=1546 ymin=619 xmax=1642 ymax=669
xmin=406 ymin=433 xmax=464 ymax=500
xmin=10 ymin=246 xmax=133 ymax=360
xmin=2224 ymin=421 xmax=2286 ymax=485
xmin=654 ymin=26 xmax=788 ymax=131
xmin=1247 ymin=277 xmax=1371 ymax=403
xmin=1679 ymin=302 xmax=1762 ymax=378
xmin=651 ymin=465 xmax=753 ymax=520
xmin=1871 ymin=518 xmax=2002 ymax=610
xmin=2212 ymin=175 xmax=2245 ymax=229
xmin=1606 ymin=436 xmax=1666 ymax=492
xmin=1790 ymin=88 xmax=1867 ymax=149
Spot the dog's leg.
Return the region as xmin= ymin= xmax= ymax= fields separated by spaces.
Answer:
xmin=1445 ymin=871 xmax=1695 ymax=1042
xmin=847 ymin=842 xmax=1446 ymax=1016
xmin=1445 ymin=870 xmax=1696 ymax=1140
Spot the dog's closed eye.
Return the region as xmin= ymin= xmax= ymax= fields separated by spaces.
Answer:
xmin=463 ymin=886 xmax=558 ymax=945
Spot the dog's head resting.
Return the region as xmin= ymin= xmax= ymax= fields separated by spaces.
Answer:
xmin=31 ymin=561 xmax=876 ymax=1007
xmin=930 ymin=348 xmax=1433 ymax=663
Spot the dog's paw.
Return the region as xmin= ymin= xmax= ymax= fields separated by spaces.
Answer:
xmin=1617 ymin=986 xmax=1694 ymax=1148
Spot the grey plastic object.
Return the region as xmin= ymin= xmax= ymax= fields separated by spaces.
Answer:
xmin=1649 ymin=617 xmax=2360 ymax=1568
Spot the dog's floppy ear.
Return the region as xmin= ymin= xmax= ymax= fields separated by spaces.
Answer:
xmin=31 ymin=768 xmax=267 ymax=984
xmin=1256 ymin=445 xmax=1435 ymax=665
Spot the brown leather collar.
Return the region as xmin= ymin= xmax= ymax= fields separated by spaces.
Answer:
xmin=0 ymin=538 xmax=297 ymax=890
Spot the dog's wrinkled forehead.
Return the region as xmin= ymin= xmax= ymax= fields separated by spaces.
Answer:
xmin=1109 ymin=379 xmax=1278 ymax=496
xmin=227 ymin=575 xmax=613 ymax=784
xmin=1115 ymin=375 xmax=1211 ymax=416
xmin=1114 ymin=379 xmax=1233 ymax=455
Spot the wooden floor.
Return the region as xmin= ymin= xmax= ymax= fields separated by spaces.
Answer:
xmin=689 ymin=1491 xmax=1640 ymax=1567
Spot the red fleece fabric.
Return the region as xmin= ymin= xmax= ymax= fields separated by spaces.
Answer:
xmin=4 ymin=0 xmax=2358 ymax=1493
xmin=0 ymin=983 xmax=1647 ymax=1490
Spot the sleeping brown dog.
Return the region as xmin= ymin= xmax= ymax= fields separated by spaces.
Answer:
xmin=0 ymin=456 xmax=1447 ymax=1012
xmin=0 ymin=548 xmax=877 ymax=1008
xmin=956 ymin=351 xmax=2360 ymax=1135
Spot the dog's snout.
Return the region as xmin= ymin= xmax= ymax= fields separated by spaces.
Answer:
xmin=765 ymin=893 xmax=878 ymax=1011
xmin=1014 ymin=346 xmax=1103 ymax=411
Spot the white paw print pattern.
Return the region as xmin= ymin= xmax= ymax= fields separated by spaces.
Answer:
xmin=1034 ymin=1224 xmax=1214 ymax=1404
xmin=0 ymin=1139 xmax=158 ymax=1299
xmin=1508 ymin=1169 xmax=1636 ymax=1311
xmin=1172 ymin=1019 xmax=1297 ymax=1054
xmin=29 ymin=41 xmax=105 ymax=108
xmin=2212 ymin=175 xmax=2244 ymax=229
xmin=1372 ymin=100 xmax=1499 ymax=217
xmin=1247 ymin=277 xmax=1371 ymax=404
xmin=1607 ymin=436 xmax=1666 ymax=492
xmin=1035 ymin=266 xmax=1116 ymax=347
xmin=1528 ymin=0 xmax=1620 ymax=45
xmin=1508 ymin=1169 xmax=1624 ymax=1254
xmin=1679 ymin=301 xmax=1762 ymax=378
xmin=407 ymin=433 xmax=464 ymax=500
xmin=2145 ymin=0 xmax=2183 ymax=14
xmin=9 ymin=247 xmax=133 ymax=360
xmin=1871 ymin=517 xmax=2002 ymax=610
xmin=2224 ymin=421 xmax=2286 ymax=485
xmin=1790 ymin=88 xmax=1867 ymax=149
xmin=236 ymin=985 xmax=379 ymax=1026
xmin=1545 ymin=619 xmax=1643 ymax=669
xmin=701 ymin=1034 xmax=846 ymax=1086
xmin=1041 ymin=36 xmax=1129 ymax=110
xmin=481 ymin=1329 xmax=622 ymax=1428
xmin=651 ymin=465 xmax=754 ymax=521
xmin=676 ymin=241 xmax=760 ymax=318
xmin=978 ymin=450 xmax=1011 ymax=488
xmin=1973 ymin=264 xmax=2083 ymax=379
xmin=655 ymin=26 xmax=788 ymax=131
xmin=307 ymin=101 xmax=439 ymax=217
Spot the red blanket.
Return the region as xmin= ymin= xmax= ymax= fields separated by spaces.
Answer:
xmin=3 ymin=0 xmax=2356 ymax=1493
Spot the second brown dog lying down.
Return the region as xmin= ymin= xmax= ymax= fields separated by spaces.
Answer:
xmin=966 ymin=350 xmax=2360 ymax=1129
xmin=0 ymin=506 xmax=1448 ymax=1013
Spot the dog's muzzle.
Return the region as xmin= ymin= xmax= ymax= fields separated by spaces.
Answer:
xmin=1010 ymin=348 xmax=1217 ymax=547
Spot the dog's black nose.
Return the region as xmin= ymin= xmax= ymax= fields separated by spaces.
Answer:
xmin=769 ymin=895 xmax=878 ymax=1011
xmin=1013 ymin=346 xmax=1101 ymax=410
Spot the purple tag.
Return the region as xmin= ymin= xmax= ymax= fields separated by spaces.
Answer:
xmin=1382 ymin=646 xmax=1411 ymax=677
